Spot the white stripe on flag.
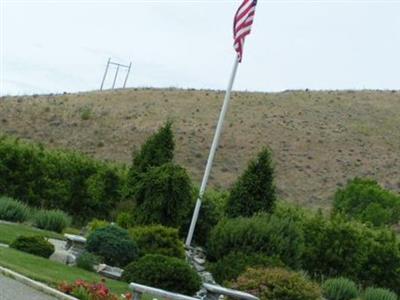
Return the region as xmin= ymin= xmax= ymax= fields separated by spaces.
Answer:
xmin=237 ymin=0 xmax=253 ymax=17
xmin=235 ymin=11 xmax=255 ymax=30
xmin=235 ymin=25 xmax=252 ymax=38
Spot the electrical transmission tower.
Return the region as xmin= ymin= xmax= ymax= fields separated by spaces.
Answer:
xmin=100 ymin=58 xmax=132 ymax=90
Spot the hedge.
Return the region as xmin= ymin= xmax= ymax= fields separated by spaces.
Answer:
xmin=0 ymin=136 xmax=125 ymax=222
xmin=207 ymin=213 xmax=304 ymax=269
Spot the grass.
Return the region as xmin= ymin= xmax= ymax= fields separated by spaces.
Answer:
xmin=63 ymin=227 xmax=82 ymax=235
xmin=0 ymin=222 xmax=64 ymax=245
xmin=0 ymin=247 xmax=130 ymax=295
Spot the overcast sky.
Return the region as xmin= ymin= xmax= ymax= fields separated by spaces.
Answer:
xmin=1 ymin=0 xmax=399 ymax=96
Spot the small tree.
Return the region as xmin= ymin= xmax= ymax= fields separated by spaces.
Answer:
xmin=130 ymin=121 xmax=174 ymax=175
xmin=226 ymin=148 xmax=276 ymax=218
xmin=132 ymin=163 xmax=193 ymax=228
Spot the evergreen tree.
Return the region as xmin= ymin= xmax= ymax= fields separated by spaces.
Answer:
xmin=126 ymin=121 xmax=174 ymax=196
xmin=130 ymin=121 xmax=174 ymax=174
xmin=226 ymin=148 xmax=276 ymax=218
xmin=132 ymin=163 xmax=193 ymax=228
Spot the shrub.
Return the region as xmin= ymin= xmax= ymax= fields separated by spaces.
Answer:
xmin=122 ymin=254 xmax=201 ymax=295
xmin=129 ymin=225 xmax=185 ymax=258
xmin=302 ymin=214 xmax=400 ymax=294
xmin=80 ymin=107 xmax=92 ymax=120
xmin=181 ymin=188 xmax=227 ymax=246
xmin=333 ymin=178 xmax=400 ymax=226
xmin=207 ymin=214 xmax=304 ymax=269
xmin=226 ymin=148 xmax=276 ymax=218
xmin=116 ymin=212 xmax=134 ymax=229
xmin=208 ymin=252 xmax=284 ymax=284
xmin=86 ymin=225 xmax=138 ymax=267
xmin=132 ymin=163 xmax=193 ymax=229
xmin=0 ymin=136 xmax=125 ymax=222
xmin=322 ymin=277 xmax=359 ymax=300
xmin=358 ymin=229 xmax=400 ymax=294
xmin=76 ymin=251 xmax=102 ymax=272
xmin=10 ymin=235 xmax=54 ymax=258
xmin=0 ymin=196 xmax=29 ymax=222
xmin=302 ymin=213 xmax=369 ymax=280
xmin=229 ymin=267 xmax=322 ymax=300
xmin=362 ymin=288 xmax=398 ymax=300
xmin=85 ymin=168 xmax=124 ymax=220
xmin=110 ymin=200 xmax=135 ymax=221
xmin=86 ymin=219 xmax=110 ymax=235
xmin=58 ymin=279 xmax=125 ymax=300
xmin=273 ymin=201 xmax=312 ymax=225
xmin=33 ymin=209 xmax=71 ymax=233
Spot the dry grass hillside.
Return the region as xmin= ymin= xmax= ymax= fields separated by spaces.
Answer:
xmin=1 ymin=89 xmax=399 ymax=209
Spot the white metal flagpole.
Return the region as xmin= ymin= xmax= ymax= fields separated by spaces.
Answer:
xmin=185 ymin=55 xmax=240 ymax=247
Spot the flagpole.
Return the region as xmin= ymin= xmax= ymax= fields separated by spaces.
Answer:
xmin=185 ymin=55 xmax=240 ymax=248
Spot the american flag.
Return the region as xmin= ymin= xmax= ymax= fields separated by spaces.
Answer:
xmin=233 ymin=0 xmax=257 ymax=62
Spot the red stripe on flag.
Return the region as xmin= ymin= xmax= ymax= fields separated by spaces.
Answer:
xmin=233 ymin=0 xmax=257 ymax=62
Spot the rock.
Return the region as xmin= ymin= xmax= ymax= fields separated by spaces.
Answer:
xmin=185 ymin=245 xmax=217 ymax=286
xmin=49 ymin=250 xmax=76 ymax=265
xmin=64 ymin=234 xmax=86 ymax=258
xmin=194 ymin=257 xmax=206 ymax=265
xmin=199 ymin=272 xmax=216 ymax=284
xmin=194 ymin=264 xmax=205 ymax=272
xmin=96 ymin=264 xmax=123 ymax=280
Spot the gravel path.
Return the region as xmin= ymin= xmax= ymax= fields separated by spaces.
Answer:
xmin=0 ymin=274 xmax=57 ymax=300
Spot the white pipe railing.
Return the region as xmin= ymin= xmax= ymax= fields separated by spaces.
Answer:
xmin=129 ymin=282 xmax=259 ymax=300
xmin=129 ymin=283 xmax=199 ymax=300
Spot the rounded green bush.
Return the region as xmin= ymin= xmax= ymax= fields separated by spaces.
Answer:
xmin=322 ymin=277 xmax=359 ymax=300
xmin=86 ymin=225 xmax=138 ymax=267
xmin=33 ymin=209 xmax=71 ymax=233
xmin=10 ymin=235 xmax=54 ymax=258
xmin=229 ymin=267 xmax=322 ymax=300
xmin=122 ymin=254 xmax=201 ymax=295
xmin=129 ymin=225 xmax=185 ymax=258
xmin=207 ymin=214 xmax=304 ymax=268
xmin=208 ymin=252 xmax=284 ymax=284
xmin=0 ymin=196 xmax=29 ymax=222
xmin=333 ymin=178 xmax=400 ymax=226
xmin=76 ymin=251 xmax=102 ymax=272
xmin=362 ymin=288 xmax=398 ymax=300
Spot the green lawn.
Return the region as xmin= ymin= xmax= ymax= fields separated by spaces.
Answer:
xmin=0 ymin=222 xmax=64 ymax=244
xmin=0 ymin=247 xmax=130 ymax=295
